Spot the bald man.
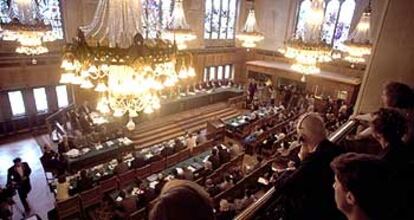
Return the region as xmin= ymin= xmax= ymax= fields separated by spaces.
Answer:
xmin=271 ymin=113 xmax=346 ymax=220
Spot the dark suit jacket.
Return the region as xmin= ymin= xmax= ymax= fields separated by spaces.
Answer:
xmin=272 ymin=139 xmax=346 ymax=220
xmin=7 ymin=162 xmax=32 ymax=194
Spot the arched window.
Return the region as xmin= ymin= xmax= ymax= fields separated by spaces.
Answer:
xmin=0 ymin=0 xmax=64 ymax=39
xmin=295 ymin=0 xmax=356 ymax=48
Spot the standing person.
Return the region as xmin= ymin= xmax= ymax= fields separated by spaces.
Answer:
xmin=7 ymin=158 xmax=32 ymax=212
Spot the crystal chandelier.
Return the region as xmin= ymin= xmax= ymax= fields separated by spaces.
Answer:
xmin=279 ymin=0 xmax=331 ymax=81
xmin=161 ymin=0 xmax=196 ymax=50
xmin=0 ymin=0 xmax=56 ymax=55
xmin=236 ymin=1 xmax=264 ymax=48
xmin=343 ymin=2 xmax=372 ymax=64
xmin=60 ymin=0 xmax=195 ymax=130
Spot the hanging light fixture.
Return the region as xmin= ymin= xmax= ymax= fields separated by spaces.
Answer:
xmin=0 ymin=0 xmax=56 ymax=55
xmin=279 ymin=0 xmax=331 ymax=81
xmin=343 ymin=1 xmax=372 ymax=64
xmin=60 ymin=0 xmax=195 ymax=129
xmin=236 ymin=0 xmax=264 ymax=48
xmin=161 ymin=0 xmax=196 ymax=50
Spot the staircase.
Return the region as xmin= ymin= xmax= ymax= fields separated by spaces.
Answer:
xmin=129 ymin=102 xmax=240 ymax=149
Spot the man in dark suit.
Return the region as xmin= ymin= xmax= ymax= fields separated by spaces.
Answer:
xmin=271 ymin=113 xmax=345 ymax=220
xmin=131 ymin=152 xmax=147 ymax=169
xmin=7 ymin=157 xmax=32 ymax=212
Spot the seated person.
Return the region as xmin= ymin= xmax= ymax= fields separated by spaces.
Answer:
xmin=57 ymin=135 xmax=72 ymax=154
xmin=131 ymin=152 xmax=147 ymax=169
xmin=208 ymin=148 xmax=221 ymax=170
xmin=216 ymin=199 xmax=235 ymax=220
xmin=77 ymin=170 xmax=94 ymax=193
xmin=114 ymin=157 xmax=129 ymax=175
xmin=55 ymin=175 xmax=70 ymax=201
xmin=196 ymin=130 xmax=207 ymax=145
xmin=150 ymin=180 xmax=214 ymax=220
xmin=113 ymin=191 xmax=138 ymax=220
xmin=160 ymin=143 xmax=175 ymax=157
xmin=174 ymin=138 xmax=186 ymax=152
xmin=41 ymin=144 xmax=64 ymax=173
xmin=218 ymin=145 xmax=231 ymax=164
xmin=219 ymin=175 xmax=234 ymax=191
xmin=205 ymin=179 xmax=220 ymax=196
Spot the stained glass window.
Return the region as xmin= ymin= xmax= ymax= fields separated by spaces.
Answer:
xmin=142 ymin=0 xmax=174 ymax=39
xmin=204 ymin=0 xmax=239 ymax=40
xmin=0 ymin=0 xmax=64 ymax=39
xmin=333 ymin=0 xmax=356 ymax=48
xmin=295 ymin=0 xmax=356 ymax=48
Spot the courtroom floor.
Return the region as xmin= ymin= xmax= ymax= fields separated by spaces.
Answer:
xmin=0 ymin=134 xmax=54 ymax=220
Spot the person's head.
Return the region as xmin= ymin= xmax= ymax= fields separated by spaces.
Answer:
xmin=149 ymin=180 xmax=214 ymax=220
xmin=382 ymin=82 xmax=414 ymax=109
xmin=331 ymin=153 xmax=389 ymax=220
xmin=58 ymin=175 xmax=66 ymax=183
xmin=212 ymin=148 xmax=218 ymax=156
xmin=205 ymin=178 xmax=214 ymax=188
xmin=13 ymin=157 xmax=22 ymax=166
xmin=80 ymin=169 xmax=88 ymax=178
xmin=371 ymin=108 xmax=407 ymax=148
xmin=297 ymin=112 xmax=327 ymax=152
xmin=219 ymin=199 xmax=231 ymax=212
xmin=44 ymin=144 xmax=52 ymax=153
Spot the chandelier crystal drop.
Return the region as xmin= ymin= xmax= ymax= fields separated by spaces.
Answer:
xmin=0 ymin=0 xmax=56 ymax=55
xmin=343 ymin=2 xmax=372 ymax=64
xmin=236 ymin=4 xmax=264 ymax=48
xmin=279 ymin=0 xmax=331 ymax=79
xmin=161 ymin=0 xmax=196 ymax=50
xmin=60 ymin=0 xmax=195 ymax=129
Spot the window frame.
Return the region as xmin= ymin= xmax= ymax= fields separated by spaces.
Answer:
xmin=8 ymin=90 xmax=26 ymax=117
xmin=204 ymin=0 xmax=239 ymax=42
xmin=203 ymin=64 xmax=234 ymax=82
xmin=33 ymin=87 xmax=49 ymax=113
xmin=141 ymin=0 xmax=174 ymax=39
xmin=55 ymin=85 xmax=69 ymax=109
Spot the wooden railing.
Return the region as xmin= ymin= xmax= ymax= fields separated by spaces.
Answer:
xmin=45 ymin=104 xmax=75 ymax=135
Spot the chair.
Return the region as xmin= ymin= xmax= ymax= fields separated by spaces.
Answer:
xmin=128 ymin=208 xmax=147 ymax=220
xmin=80 ymin=186 xmax=102 ymax=217
xmin=166 ymin=153 xmax=180 ymax=167
xmin=135 ymin=165 xmax=151 ymax=179
xmin=55 ymin=196 xmax=82 ymax=220
xmin=99 ymin=176 xmax=118 ymax=196
xmin=150 ymin=159 xmax=166 ymax=173
xmin=118 ymin=169 xmax=137 ymax=189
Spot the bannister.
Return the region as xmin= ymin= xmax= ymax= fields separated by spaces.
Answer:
xmin=234 ymin=119 xmax=358 ymax=220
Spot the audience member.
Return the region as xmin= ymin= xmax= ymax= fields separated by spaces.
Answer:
xmin=131 ymin=152 xmax=147 ymax=169
xmin=216 ymin=199 xmax=235 ymax=220
xmin=271 ymin=112 xmax=345 ymax=220
xmin=55 ymin=175 xmax=70 ymax=201
xmin=331 ymin=153 xmax=391 ymax=220
xmin=205 ymin=179 xmax=220 ymax=196
xmin=113 ymin=191 xmax=138 ymax=220
xmin=208 ymin=148 xmax=221 ymax=170
xmin=114 ymin=157 xmax=129 ymax=175
xmin=77 ymin=170 xmax=93 ymax=193
xmin=149 ymin=180 xmax=215 ymax=220
xmin=196 ymin=130 xmax=207 ymax=145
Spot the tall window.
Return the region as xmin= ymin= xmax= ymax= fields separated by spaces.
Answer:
xmin=141 ymin=0 xmax=174 ymax=39
xmin=203 ymin=64 xmax=234 ymax=82
xmin=8 ymin=91 xmax=26 ymax=116
xmin=56 ymin=85 xmax=69 ymax=108
xmin=0 ymin=0 xmax=64 ymax=39
xmin=33 ymin=88 xmax=48 ymax=112
xmin=295 ymin=0 xmax=356 ymax=48
xmin=204 ymin=0 xmax=239 ymax=40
